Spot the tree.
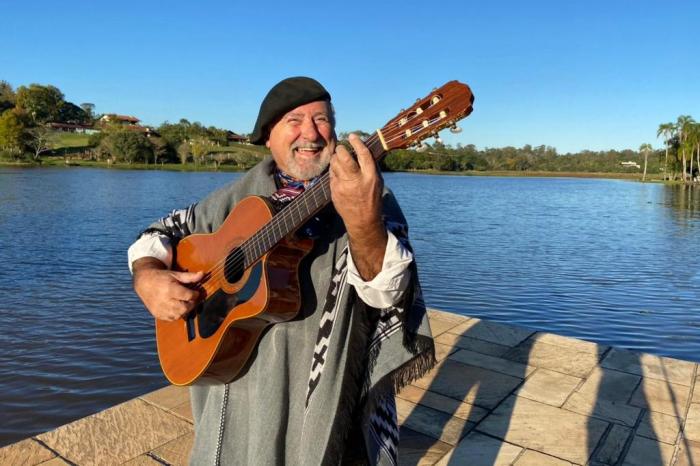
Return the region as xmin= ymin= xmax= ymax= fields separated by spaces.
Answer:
xmin=15 ymin=84 xmax=65 ymax=124
xmin=100 ymin=130 xmax=153 ymax=164
xmin=676 ymin=115 xmax=695 ymax=183
xmin=0 ymin=110 xmax=26 ymax=158
xmin=80 ymin=103 xmax=95 ymax=122
xmin=639 ymin=143 xmax=652 ymax=181
xmin=657 ymin=122 xmax=676 ymax=181
xmin=0 ymin=81 xmax=15 ymax=114
xmin=190 ymin=137 xmax=211 ymax=166
xmin=687 ymin=123 xmax=700 ymax=183
xmin=177 ymin=140 xmax=191 ymax=164
xmin=26 ymin=126 xmax=58 ymax=161
xmin=57 ymin=102 xmax=89 ymax=124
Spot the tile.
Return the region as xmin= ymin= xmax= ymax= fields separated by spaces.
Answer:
xmin=517 ymin=368 xmax=582 ymax=407
xmin=575 ymin=368 xmax=641 ymax=402
xmin=636 ymin=411 xmax=681 ymax=444
xmin=684 ymin=403 xmax=700 ymax=443
xmin=477 ymin=395 xmax=608 ymax=464
xmin=448 ymin=318 xmax=534 ymax=347
xmin=594 ymin=424 xmax=632 ymax=465
xmin=675 ymin=438 xmax=700 ymax=466
xmin=629 ymin=377 xmax=690 ymax=417
xmin=563 ymin=392 xmax=641 ymax=427
xmin=37 ymin=399 xmax=193 ymax=465
xmin=38 ymin=458 xmax=72 ymax=466
xmin=531 ymin=332 xmax=606 ymax=355
xmin=620 ymin=435 xmax=675 ymax=466
xmin=140 ymin=384 xmax=190 ymax=410
xmin=427 ymin=309 xmax=470 ymax=336
xmin=150 ymin=432 xmax=194 ymax=466
xmin=396 ymin=397 xmax=473 ymax=446
xmin=449 ymin=349 xmax=535 ymax=379
xmin=514 ymin=449 xmax=573 ymax=465
xmin=397 ymin=427 xmax=453 ymax=466
xmin=562 ymin=368 xmax=642 ymax=426
xmin=693 ymin=376 xmax=700 ymax=403
xmin=435 ymin=431 xmax=523 ymax=466
xmin=435 ymin=332 xmax=510 ymax=357
xmin=122 ymin=455 xmax=163 ymax=465
xmin=170 ymin=400 xmax=194 ymax=423
xmin=397 ymin=385 xmax=488 ymax=423
xmin=434 ymin=342 xmax=459 ymax=362
xmin=504 ymin=338 xmax=600 ymax=378
xmin=0 ymin=438 xmax=55 ymax=465
xmin=412 ymin=359 xmax=523 ymax=410
xmin=601 ymin=348 xmax=695 ymax=386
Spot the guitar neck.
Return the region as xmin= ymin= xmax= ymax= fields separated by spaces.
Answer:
xmin=240 ymin=135 xmax=387 ymax=267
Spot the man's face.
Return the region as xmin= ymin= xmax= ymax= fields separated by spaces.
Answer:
xmin=266 ymin=100 xmax=336 ymax=180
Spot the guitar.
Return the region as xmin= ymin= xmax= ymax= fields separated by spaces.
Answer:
xmin=156 ymin=81 xmax=475 ymax=385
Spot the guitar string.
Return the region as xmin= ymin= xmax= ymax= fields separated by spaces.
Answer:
xmin=193 ymin=110 xmax=456 ymax=294
xmin=193 ymin=113 xmax=452 ymax=295
xmin=194 ymin=115 xmax=449 ymax=295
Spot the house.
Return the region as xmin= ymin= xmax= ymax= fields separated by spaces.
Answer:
xmin=99 ymin=114 xmax=141 ymax=126
xmin=226 ymin=131 xmax=249 ymax=144
xmin=621 ymin=161 xmax=640 ymax=169
xmin=47 ymin=122 xmax=99 ymax=134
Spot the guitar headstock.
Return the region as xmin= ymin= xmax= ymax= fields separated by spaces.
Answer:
xmin=378 ymin=81 xmax=474 ymax=151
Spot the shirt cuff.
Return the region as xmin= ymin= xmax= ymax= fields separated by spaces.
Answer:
xmin=346 ymin=230 xmax=413 ymax=308
xmin=127 ymin=232 xmax=173 ymax=274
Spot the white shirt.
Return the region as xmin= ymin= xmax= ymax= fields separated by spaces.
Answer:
xmin=128 ymin=230 xmax=413 ymax=308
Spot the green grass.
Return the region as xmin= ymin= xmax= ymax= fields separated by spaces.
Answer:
xmin=54 ymin=132 xmax=92 ymax=149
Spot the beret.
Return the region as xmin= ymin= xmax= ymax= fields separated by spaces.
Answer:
xmin=249 ymin=76 xmax=331 ymax=145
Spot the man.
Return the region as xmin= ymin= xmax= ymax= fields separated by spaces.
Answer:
xmin=128 ymin=77 xmax=434 ymax=465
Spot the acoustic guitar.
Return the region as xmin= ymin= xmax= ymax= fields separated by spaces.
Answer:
xmin=156 ymin=81 xmax=474 ymax=385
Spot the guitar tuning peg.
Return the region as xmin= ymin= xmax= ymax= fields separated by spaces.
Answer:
xmin=415 ymin=141 xmax=428 ymax=152
xmin=449 ymin=124 xmax=462 ymax=134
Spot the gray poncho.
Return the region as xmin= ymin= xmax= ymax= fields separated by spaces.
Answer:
xmin=143 ymin=157 xmax=435 ymax=465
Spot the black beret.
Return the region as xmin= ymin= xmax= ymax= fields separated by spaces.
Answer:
xmin=249 ymin=76 xmax=331 ymax=145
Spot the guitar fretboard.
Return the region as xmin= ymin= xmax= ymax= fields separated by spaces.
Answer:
xmin=239 ymin=136 xmax=386 ymax=267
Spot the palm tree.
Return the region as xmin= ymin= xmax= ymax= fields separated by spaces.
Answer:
xmin=639 ymin=143 xmax=652 ymax=181
xmin=676 ymin=115 xmax=695 ymax=183
xmin=687 ymin=123 xmax=700 ymax=183
xmin=657 ymin=122 xmax=676 ymax=181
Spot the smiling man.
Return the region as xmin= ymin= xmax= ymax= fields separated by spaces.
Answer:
xmin=128 ymin=77 xmax=435 ymax=465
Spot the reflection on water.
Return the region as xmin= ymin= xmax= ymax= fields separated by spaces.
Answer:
xmin=0 ymin=168 xmax=699 ymax=447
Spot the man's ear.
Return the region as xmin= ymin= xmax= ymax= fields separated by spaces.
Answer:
xmin=265 ymin=139 xmax=271 ymax=149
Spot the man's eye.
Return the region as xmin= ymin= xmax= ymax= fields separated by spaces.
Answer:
xmin=315 ymin=116 xmax=329 ymax=123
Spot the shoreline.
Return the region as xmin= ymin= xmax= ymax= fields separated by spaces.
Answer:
xmin=0 ymin=159 xmax=670 ymax=182
xmin=2 ymin=307 xmax=698 ymax=464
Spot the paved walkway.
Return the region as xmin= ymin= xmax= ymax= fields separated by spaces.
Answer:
xmin=3 ymin=309 xmax=700 ymax=465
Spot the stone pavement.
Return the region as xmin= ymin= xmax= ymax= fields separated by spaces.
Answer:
xmin=3 ymin=309 xmax=700 ymax=465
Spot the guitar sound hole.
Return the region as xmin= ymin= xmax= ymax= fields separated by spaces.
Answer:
xmin=224 ymin=247 xmax=245 ymax=283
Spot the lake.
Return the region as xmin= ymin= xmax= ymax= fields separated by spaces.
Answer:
xmin=0 ymin=167 xmax=699 ymax=447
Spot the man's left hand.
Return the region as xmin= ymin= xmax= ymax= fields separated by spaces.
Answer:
xmin=330 ymin=133 xmax=387 ymax=281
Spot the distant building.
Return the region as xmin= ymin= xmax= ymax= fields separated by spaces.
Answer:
xmin=226 ymin=131 xmax=249 ymax=144
xmin=99 ymin=114 xmax=141 ymax=126
xmin=621 ymin=161 xmax=640 ymax=169
xmin=47 ymin=122 xmax=98 ymax=134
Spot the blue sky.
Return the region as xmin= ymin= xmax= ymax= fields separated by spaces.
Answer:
xmin=2 ymin=0 xmax=698 ymax=153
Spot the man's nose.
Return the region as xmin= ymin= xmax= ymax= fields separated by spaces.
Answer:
xmin=300 ymin=119 xmax=320 ymax=141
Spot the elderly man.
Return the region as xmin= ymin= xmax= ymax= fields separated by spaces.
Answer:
xmin=128 ymin=77 xmax=434 ymax=465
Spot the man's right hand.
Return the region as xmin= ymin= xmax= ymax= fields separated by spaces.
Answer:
xmin=132 ymin=257 xmax=204 ymax=322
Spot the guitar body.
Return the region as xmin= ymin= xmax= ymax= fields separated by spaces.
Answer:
xmin=156 ymin=196 xmax=314 ymax=386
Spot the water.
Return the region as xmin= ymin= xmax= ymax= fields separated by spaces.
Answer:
xmin=0 ymin=167 xmax=699 ymax=446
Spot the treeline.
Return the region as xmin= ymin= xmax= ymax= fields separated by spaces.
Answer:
xmin=0 ymin=81 xmax=260 ymax=169
xmin=381 ymin=144 xmax=661 ymax=174
xmin=657 ymin=116 xmax=700 ymax=183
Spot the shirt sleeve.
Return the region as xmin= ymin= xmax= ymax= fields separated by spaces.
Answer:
xmin=127 ymin=232 xmax=173 ymax=274
xmin=346 ymin=230 xmax=414 ymax=308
